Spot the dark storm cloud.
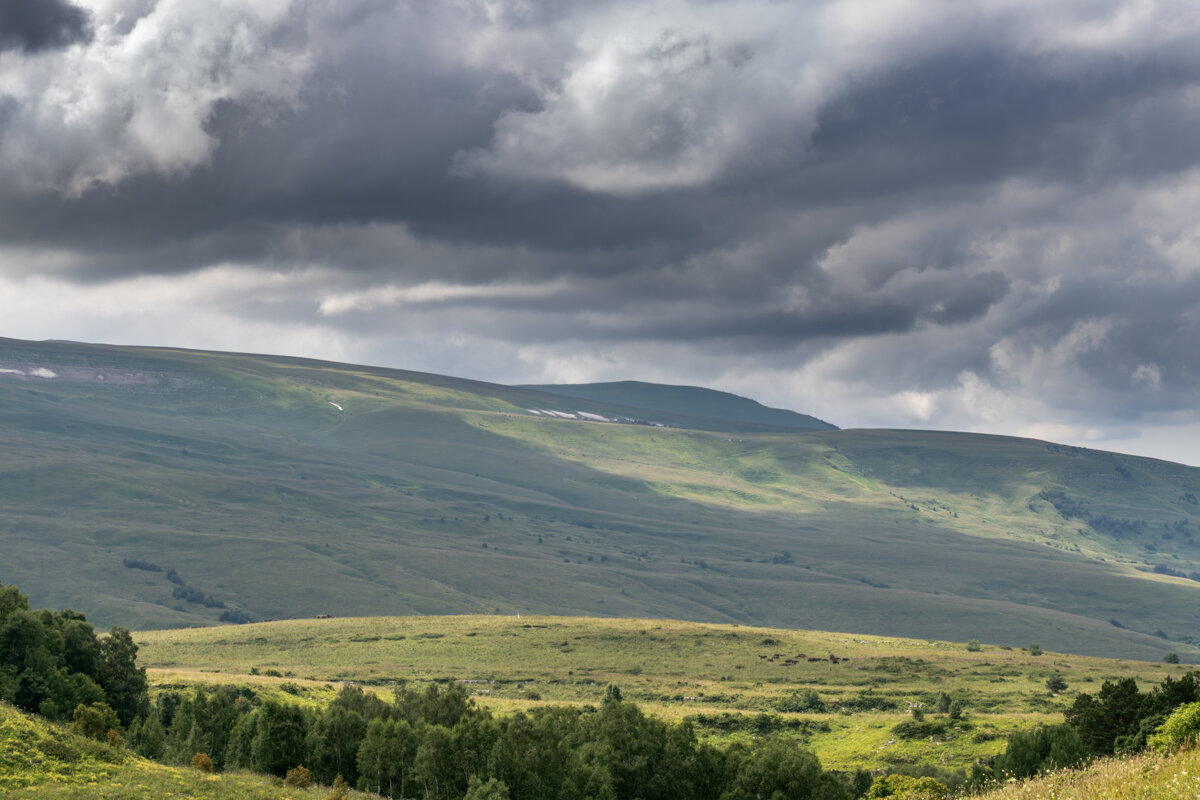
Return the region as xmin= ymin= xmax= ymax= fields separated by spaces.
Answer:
xmin=0 ymin=0 xmax=91 ymax=53
xmin=3 ymin=0 xmax=1200 ymax=460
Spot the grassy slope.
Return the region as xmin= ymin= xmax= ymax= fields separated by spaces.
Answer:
xmin=1 ymin=337 xmax=1199 ymax=660
xmin=135 ymin=614 xmax=1196 ymax=772
xmin=519 ymin=380 xmax=837 ymax=431
xmin=0 ymin=702 xmax=372 ymax=799
xmin=976 ymin=747 xmax=1200 ymax=799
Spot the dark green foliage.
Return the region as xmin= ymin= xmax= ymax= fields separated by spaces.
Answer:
xmin=985 ymin=724 xmax=1087 ymax=782
xmin=1065 ymin=677 xmax=1145 ymax=755
xmin=981 ymin=670 xmax=1200 ymax=788
xmin=357 ymin=718 xmax=419 ymax=797
xmin=0 ymin=581 xmax=148 ymax=729
xmin=96 ymin=626 xmax=149 ymax=726
xmin=70 ymin=701 xmax=121 ymax=741
xmin=163 ymin=687 xmax=243 ymax=770
xmin=892 ymin=719 xmax=949 ymax=740
xmin=121 ymin=558 xmax=162 ymax=572
xmin=1045 ymin=674 xmax=1068 ymax=693
xmin=112 ymin=676 xmax=870 ymax=800
xmin=307 ymin=700 xmax=368 ymax=786
xmin=250 ymin=700 xmax=310 ymax=777
xmin=127 ymin=708 xmax=167 ymax=760
xmin=777 ymin=689 xmax=826 ymax=713
xmin=722 ymin=736 xmax=852 ymax=800
xmin=465 ymin=775 xmax=511 ymax=800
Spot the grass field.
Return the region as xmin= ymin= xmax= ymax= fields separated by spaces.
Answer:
xmin=135 ymin=614 xmax=1195 ymax=772
xmin=2 ymin=337 xmax=1199 ymax=662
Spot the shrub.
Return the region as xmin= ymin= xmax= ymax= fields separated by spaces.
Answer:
xmin=285 ymin=765 xmax=312 ymax=787
xmin=1164 ymin=652 xmax=1181 ymax=664
xmin=777 ymin=689 xmax=826 ymax=713
xmin=1028 ymin=644 xmax=1043 ymax=656
xmin=1149 ymin=702 xmax=1200 ymax=752
xmin=892 ymin=719 xmax=949 ymax=740
xmin=966 ymin=639 xmax=981 ymax=652
xmin=70 ymin=703 xmax=120 ymax=742
xmin=868 ymin=774 xmax=948 ymax=798
xmin=191 ymin=752 xmax=213 ymax=772
xmin=1046 ymin=674 xmax=1068 ymax=693
xmin=328 ymin=774 xmax=350 ymax=800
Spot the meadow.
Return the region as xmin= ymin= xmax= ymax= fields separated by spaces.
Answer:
xmin=135 ymin=614 xmax=1193 ymax=773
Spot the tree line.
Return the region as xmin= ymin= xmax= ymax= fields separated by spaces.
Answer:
xmin=125 ymin=681 xmax=875 ymax=800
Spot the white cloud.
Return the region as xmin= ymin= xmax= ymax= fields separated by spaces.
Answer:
xmin=0 ymin=0 xmax=308 ymax=194
xmin=318 ymin=279 xmax=571 ymax=315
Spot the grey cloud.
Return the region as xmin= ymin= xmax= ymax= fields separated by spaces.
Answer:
xmin=0 ymin=0 xmax=90 ymax=53
xmin=2 ymin=0 xmax=1200 ymax=460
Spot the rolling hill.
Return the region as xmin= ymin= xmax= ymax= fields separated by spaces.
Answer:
xmin=1 ymin=336 xmax=1198 ymax=661
xmin=519 ymin=380 xmax=837 ymax=432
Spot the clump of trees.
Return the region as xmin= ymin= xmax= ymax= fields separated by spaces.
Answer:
xmin=973 ymin=670 xmax=1200 ymax=787
xmin=125 ymin=681 xmax=873 ymax=800
xmin=0 ymin=581 xmax=148 ymax=729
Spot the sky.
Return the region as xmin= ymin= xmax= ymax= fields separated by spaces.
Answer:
xmin=2 ymin=0 xmax=1199 ymax=466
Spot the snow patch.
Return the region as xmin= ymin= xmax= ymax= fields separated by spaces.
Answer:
xmin=328 ymin=401 xmax=343 ymax=411
xmin=0 ymin=367 xmax=57 ymax=378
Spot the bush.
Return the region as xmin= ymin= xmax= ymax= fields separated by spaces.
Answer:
xmin=1164 ymin=652 xmax=1181 ymax=664
xmin=868 ymin=774 xmax=948 ymax=798
xmin=328 ymin=774 xmax=350 ymax=800
xmin=892 ymin=719 xmax=949 ymax=740
xmin=1149 ymin=702 xmax=1200 ymax=752
xmin=1046 ymin=674 xmax=1068 ymax=693
xmin=777 ymin=689 xmax=826 ymax=713
xmin=285 ymin=764 xmax=312 ymax=787
xmin=70 ymin=702 xmax=121 ymax=742
xmin=191 ymin=752 xmax=213 ymax=772
xmin=966 ymin=639 xmax=981 ymax=652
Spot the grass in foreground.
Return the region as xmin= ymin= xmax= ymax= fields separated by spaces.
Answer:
xmin=976 ymin=746 xmax=1200 ymax=799
xmin=0 ymin=702 xmax=371 ymax=799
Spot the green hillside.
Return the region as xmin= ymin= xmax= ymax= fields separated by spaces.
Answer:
xmin=1 ymin=337 xmax=1198 ymax=660
xmin=0 ymin=701 xmax=371 ymax=798
xmin=519 ymin=380 xmax=837 ymax=431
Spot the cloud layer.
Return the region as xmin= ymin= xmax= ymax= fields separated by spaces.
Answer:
xmin=3 ymin=0 xmax=1200 ymax=464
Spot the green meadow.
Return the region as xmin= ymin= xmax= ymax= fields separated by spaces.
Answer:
xmin=135 ymin=615 xmax=1194 ymax=772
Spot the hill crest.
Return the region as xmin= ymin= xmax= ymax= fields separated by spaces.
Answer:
xmin=519 ymin=380 xmax=836 ymax=432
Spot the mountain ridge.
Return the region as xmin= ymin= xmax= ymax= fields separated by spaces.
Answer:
xmin=0 ymin=336 xmax=1197 ymax=662
xmin=519 ymin=380 xmax=837 ymax=432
